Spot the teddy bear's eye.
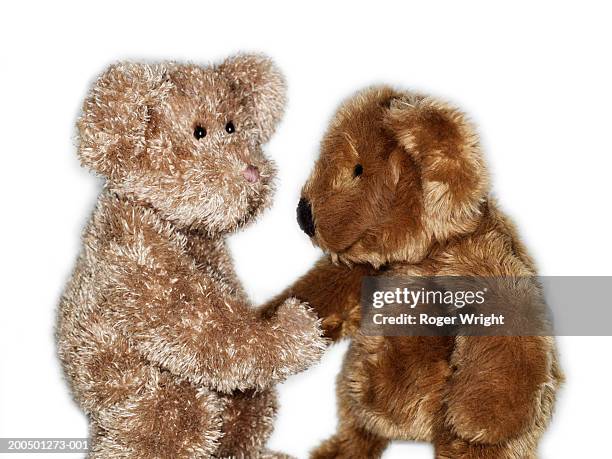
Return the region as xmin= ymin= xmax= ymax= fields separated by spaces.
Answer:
xmin=353 ymin=164 xmax=363 ymax=178
xmin=225 ymin=121 xmax=235 ymax=134
xmin=193 ymin=125 xmax=207 ymax=140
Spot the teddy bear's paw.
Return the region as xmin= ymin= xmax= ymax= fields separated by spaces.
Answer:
xmin=275 ymin=298 xmax=327 ymax=369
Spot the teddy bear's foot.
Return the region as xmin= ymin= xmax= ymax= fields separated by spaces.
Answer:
xmin=214 ymin=448 xmax=293 ymax=459
xmin=434 ymin=431 xmax=538 ymax=459
xmin=258 ymin=449 xmax=294 ymax=459
xmin=310 ymin=424 xmax=388 ymax=459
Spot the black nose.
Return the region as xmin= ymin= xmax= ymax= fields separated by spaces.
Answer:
xmin=297 ymin=198 xmax=315 ymax=237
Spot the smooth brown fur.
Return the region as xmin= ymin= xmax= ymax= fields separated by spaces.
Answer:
xmin=57 ymin=55 xmax=326 ymax=459
xmin=262 ymin=87 xmax=563 ymax=458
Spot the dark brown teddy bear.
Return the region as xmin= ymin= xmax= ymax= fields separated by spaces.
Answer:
xmin=262 ymin=87 xmax=563 ymax=458
xmin=57 ymin=54 xmax=325 ymax=459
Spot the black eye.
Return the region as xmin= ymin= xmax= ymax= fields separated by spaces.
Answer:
xmin=225 ymin=121 xmax=235 ymax=134
xmin=353 ymin=164 xmax=363 ymax=177
xmin=194 ymin=125 xmax=206 ymax=139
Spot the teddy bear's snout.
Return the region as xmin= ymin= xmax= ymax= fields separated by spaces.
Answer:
xmin=297 ymin=198 xmax=315 ymax=237
xmin=242 ymin=165 xmax=260 ymax=183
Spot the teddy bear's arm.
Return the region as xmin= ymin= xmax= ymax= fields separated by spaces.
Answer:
xmin=443 ymin=335 xmax=553 ymax=444
xmin=100 ymin=243 xmax=324 ymax=393
xmin=260 ymin=256 xmax=374 ymax=341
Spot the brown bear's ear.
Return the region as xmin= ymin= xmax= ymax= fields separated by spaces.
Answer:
xmin=386 ymin=96 xmax=490 ymax=240
xmin=77 ymin=62 xmax=171 ymax=178
xmin=217 ymin=53 xmax=286 ymax=143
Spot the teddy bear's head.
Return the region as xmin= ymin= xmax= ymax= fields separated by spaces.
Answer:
xmin=297 ymin=86 xmax=490 ymax=267
xmin=78 ymin=54 xmax=286 ymax=234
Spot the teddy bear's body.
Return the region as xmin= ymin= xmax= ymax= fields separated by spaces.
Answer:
xmin=262 ymin=87 xmax=563 ymax=458
xmin=308 ymin=202 xmax=561 ymax=459
xmin=57 ymin=56 xmax=324 ymax=459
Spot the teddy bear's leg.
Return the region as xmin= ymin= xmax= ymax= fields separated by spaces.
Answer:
xmin=215 ymin=388 xmax=289 ymax=459
xmin=93 ymin=370 xmax=225 ymax=459
xmin=311 ymin=371 xmax=388 ymax=459
xmin=435 ymin=336 xmax=558 ymax=459
xmin=311 ymin=340 xmax=396 ymax=459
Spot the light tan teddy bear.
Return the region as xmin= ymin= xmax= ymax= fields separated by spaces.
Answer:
xmin=57 ymin=54 xmax=325 ymax=459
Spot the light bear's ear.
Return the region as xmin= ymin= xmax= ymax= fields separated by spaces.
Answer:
xmin=217 ymin=53 xmax=287 ymax=143
xmin=77 ymin=62 xmax=172 ymax=178
xmin=385 ymin=95 xmax=490 ymax=240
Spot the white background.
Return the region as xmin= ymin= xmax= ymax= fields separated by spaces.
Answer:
xmin=1 ymin=1 xmax=611 ymax=458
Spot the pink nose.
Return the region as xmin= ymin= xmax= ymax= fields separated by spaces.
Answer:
xmin=243 ymin=165 xmax=260 ymax=183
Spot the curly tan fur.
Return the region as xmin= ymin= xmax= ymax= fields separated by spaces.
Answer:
xmin=262 ymin=86 xmax=563 ymax=458
xmin=57 ymin=54 xmax=325 ymax=459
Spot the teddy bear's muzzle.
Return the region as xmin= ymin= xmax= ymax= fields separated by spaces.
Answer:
xmin=297 ymin=198 xmax=316 ymax=237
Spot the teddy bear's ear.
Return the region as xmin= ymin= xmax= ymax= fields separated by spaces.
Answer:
xmin=77 ymin=62 xmax=171 ymax=178
xmin=386 ymin=96 xmax=490 ymax=240
xmin=217 ymin=54 xmax=286 ymax=143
